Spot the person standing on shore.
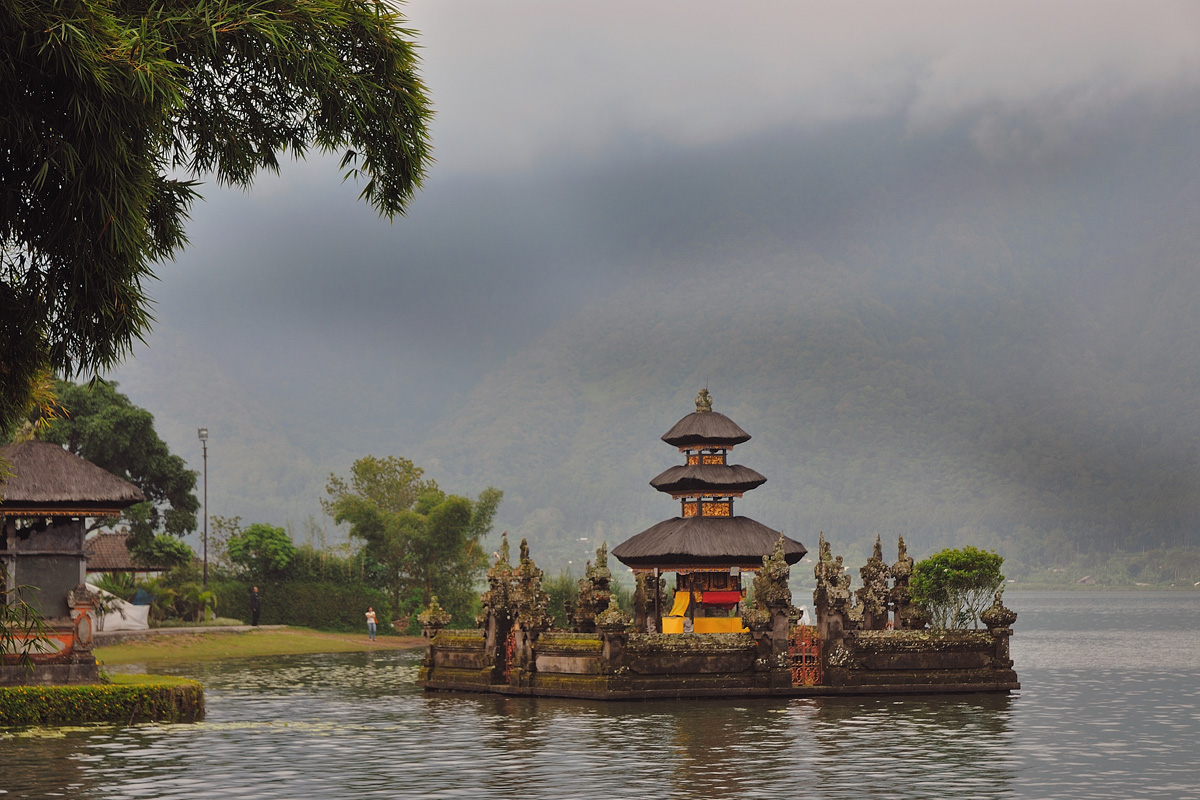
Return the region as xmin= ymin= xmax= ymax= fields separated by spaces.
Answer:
xmin=366 ymin=607 xmax=377 ymax=641
xmin=251 ymin=586 xmax=261 ymax=626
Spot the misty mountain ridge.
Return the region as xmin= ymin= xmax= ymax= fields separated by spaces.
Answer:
xmin=423 ymin=229 xmax=1200 ymax=571
xmin=419 ymin=112 xmax=1200 ymax=570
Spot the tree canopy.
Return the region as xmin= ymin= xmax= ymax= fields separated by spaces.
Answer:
xmin=227 ymin=522 xmax=297 ymax=579
xmin=323 ymin=456 xmax=501 ymax=624
xmin=33 ymin=379 xmax=199 ymax=566
xmin=910 ymin=546 xmax=1005 ymax=629
xmin=0 ymin=0 xmax=432 ymax=435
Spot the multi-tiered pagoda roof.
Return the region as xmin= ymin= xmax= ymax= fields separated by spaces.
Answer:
xmin=612 ymin=390 xmax=806 ymax=571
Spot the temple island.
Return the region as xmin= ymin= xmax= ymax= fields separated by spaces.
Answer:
xmin=418 ymin=391 xmax=1019 ymax=700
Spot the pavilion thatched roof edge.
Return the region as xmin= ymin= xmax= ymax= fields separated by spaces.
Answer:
xmin=612 ymin=516 xmax=806 ymax=569
xmin=0 ymin=441 xmax=145 ymax=513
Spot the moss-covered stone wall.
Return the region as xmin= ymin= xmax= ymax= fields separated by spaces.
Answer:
xmin=823 ymin=628 xmax=1017 ymax=689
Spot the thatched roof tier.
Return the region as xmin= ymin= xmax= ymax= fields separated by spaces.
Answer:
xmin=0 ymin=441 xmax=145 ymax=516
xmin=649 ymin=464 xmax=767 ymax=496
xmin=612 ymin=517 xmax=806 ymax=570
xmin=661 ymin=411 xmax=751 ymax=448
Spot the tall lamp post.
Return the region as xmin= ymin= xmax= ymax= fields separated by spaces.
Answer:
xmin=198 ymin=427 xmax=208 ymax=588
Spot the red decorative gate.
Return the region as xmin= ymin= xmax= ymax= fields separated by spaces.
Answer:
xmin=504 ymin=627 xmax=518 ymax=684
xmin=789 ymin=625 xmax=823 ymax=686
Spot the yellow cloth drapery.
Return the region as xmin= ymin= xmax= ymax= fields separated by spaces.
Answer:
xmin=693 ymin=617 xmax=748 ymax=634
xmin=668 ymin=590 xmax=691 ymax=617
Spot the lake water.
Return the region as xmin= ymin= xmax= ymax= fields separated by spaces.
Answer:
xmin=3 ymin=591 xmax=1199 ymax=799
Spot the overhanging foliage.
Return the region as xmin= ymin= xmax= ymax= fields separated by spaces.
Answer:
xmin=0 ymin=0 xmax=432 ymax=435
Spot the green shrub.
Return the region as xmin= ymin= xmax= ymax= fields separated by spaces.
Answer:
xmin=544 ymin=570 xmax=578 ymax=629
xmin=90 ymin=572 xmax=138 ymax=601
xmin=210 ymin=579 xmax=392 ymax=633
xmin=227 ymin=523 xmax=296 ymax=578
xmin=0 ymin=675 xmax=204 ymax=726
xmin=286 ymin=544 xmax=372 ymax=584
xmin=911 ymin=546 xmax=1005 ymax=629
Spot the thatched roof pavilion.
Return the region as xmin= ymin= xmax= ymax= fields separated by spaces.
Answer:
xmin=613 ymin=391 xmax=806 ymax=572
xmin=0 ymin=441 xmax=145 ymax=516
xmin=2 ymin=441 xmax=145 ymax=631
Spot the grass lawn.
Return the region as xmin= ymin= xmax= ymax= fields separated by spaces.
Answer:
xmin=108 ymin=672 xmax=199 ymax=687
xmin=95 ymin=627 xmax=423 ymax=666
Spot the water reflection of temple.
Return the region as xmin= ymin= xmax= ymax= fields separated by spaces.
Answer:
xmin=612 ymin=389 xmax=806 ymax=634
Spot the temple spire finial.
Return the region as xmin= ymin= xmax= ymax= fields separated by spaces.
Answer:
xmin=695 ymin=387 xmax=713 ymax=413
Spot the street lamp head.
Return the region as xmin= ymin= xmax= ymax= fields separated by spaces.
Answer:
xmin=198 ymin=427 xmax=208 ymax=441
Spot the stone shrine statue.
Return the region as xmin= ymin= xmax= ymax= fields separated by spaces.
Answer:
xmin=813 ymin=533 xmax=856 ymax=640
xmin=575 ymin=542 xmax=613 ymax=633
xmin=889 ymin=535 xmax=924 ymax=630
xmin=856 ymin=536 xmax=890 ymax=630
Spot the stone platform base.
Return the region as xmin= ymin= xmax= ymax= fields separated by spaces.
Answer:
xmin=1 ymin=660 xmax=102 ymax=686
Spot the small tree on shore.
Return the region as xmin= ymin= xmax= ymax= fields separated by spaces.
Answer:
xmin=910 ymin=547 xmax=1005 ymax=629
xmin=323 ymin=455 xmax=501 ymax=625
xmin=321 ymin=455 xmax=499 ymax=623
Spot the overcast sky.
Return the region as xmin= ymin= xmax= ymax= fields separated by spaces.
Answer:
xmin=415 ymin=1 xmax=1199 ymax=171
xmin=142 ymin=0 xmax=1200 ymax=342
xmin=110 ymin=1 xmax=1200 ymax=526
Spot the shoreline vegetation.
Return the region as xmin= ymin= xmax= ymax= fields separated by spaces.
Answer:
xmin=95 ymin=626 xmax=423 ymax=667
xmin=0 ymin=674 xmax=204 ymax=727
xmin=2 ymin=628 xmax=419 ymax=728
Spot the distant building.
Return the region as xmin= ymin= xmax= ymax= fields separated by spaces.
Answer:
xmin=85 ymin=530 xmax=163 ymax=577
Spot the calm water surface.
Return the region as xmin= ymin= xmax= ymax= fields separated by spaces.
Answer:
xmin=3 ymin=591 xmax=1199 ymax=799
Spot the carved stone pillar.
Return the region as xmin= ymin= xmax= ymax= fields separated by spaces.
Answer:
xmin=575 ymin=542 xmax=613 ymax=633
xmin=66 ymin=584 xmax=98 ymax=654
xmin=599 ymin=624 xmax=627 ymax=670
xmin=594 ymin=594 xmax=630 ymax=674
xmin=633 ymin=572 xmax=660 ymax=633
xmin=889 ymin=535 xmax=921 ymax=630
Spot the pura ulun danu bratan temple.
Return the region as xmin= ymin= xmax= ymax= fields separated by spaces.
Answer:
xmin=418 ymin=390 xmax=1020 ymax=700
xmin=611 ymin=388 xmax=806 ymax=634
